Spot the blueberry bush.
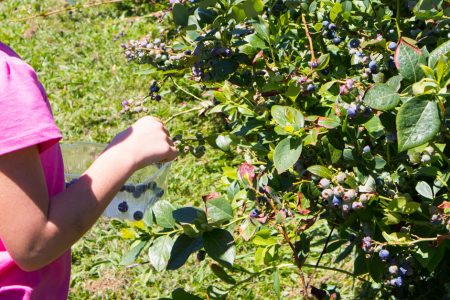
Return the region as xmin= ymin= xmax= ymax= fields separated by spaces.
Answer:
xmin=118 ymin=0 xmax=450 ymax=298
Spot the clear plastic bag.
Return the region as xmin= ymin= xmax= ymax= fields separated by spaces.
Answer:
xmin=61 ymin=142 xmax=171 ymax=221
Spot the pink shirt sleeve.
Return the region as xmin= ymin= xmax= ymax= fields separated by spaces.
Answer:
xmin=0 ymin=53 xmax=62 ymax=156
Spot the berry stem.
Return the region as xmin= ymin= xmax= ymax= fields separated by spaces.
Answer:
xmin=164 ymin=106 xmax=204 ymax=124
xmin=301 ymin=14 xmax=315 ymax=63
xmin=395 ymin=0 xmax=402 ymax=37
xmin=170 ymin=77 xmax=204 ymax=101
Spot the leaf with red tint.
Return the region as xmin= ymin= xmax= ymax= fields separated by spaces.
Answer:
xmin=238 ymin=162 xmax=255 ymax=185
xmin=202 ymin=192 xmax=221 ymax=202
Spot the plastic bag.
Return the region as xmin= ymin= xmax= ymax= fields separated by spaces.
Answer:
xmin=61 ymin=142 xmax=171 ymax=221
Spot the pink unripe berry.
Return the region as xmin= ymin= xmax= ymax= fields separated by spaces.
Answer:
xmin=343 ymin=189 xmax=357 ymax=201
xmin=319 ymin=178 xmax=331 ymax=188
xmin=333 ymin=185 xmax=345 ymax=197
xmin=322 ymin=189 xmax=333 ymax=200
xmin=335 ymin=172 xmax=347 ymax=183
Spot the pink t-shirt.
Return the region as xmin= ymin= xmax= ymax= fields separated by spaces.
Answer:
xmin=0 ymin=42 xmax=70 ymax=299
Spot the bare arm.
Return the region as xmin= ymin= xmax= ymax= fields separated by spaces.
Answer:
xmin=0 ymin=116 xmax=177 ymax=271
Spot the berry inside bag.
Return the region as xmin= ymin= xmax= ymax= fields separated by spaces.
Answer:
xmin=61 ymin=142 xmax=170 ymax=221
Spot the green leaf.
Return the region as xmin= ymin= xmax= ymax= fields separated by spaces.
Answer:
xmin=394 ymin=39 xmax=426 ymax=82
xmin=172 ymin=288 xmax=203 ymax=300
xmin=329 ymin=2 xmax=342 ymax=21
xmin=307 ymin=165 xmax=333 ymax=179
xmin=428 ymin=40 xmax=450 ymax=68
xmin=273 ymin=137 xmax=302 ymax=174
xmin=273 ymin=269 xmax=280 ymax=299
xmin=152 ymin=200 xmax=176 ymax=228
xmin=172 ymin=207 xmax=207 ymax=224
xmin=363 ymin=83 xmax=400 ymax=111
xmin=315 ymin=53 xmax=330 ymax=71
xmin=415 ymin=181 xmax=434 ymax=199
xmin=396 ymin=98 xmax=440 ymax=152
xmin=210 ymin=263 xmax=236 ymax=284
xmin=167 ymin=234 xmax=203 ymax=270
xmin=271 ymin=105 xmax=304 ymax=130
xmin=120 ymin=240 xmax=146 ymax=266
xmin=206 ymin=286 xmax=229 ymax=300
xmin=172 ymin=4 xmax=189 ymax=26
xmin=387 ymin=197 xmax=420 ymax=215
xmin=148 ymin=236 xmax=174 ymax=272
xmin=206 ymin=197 xmax=233 ymax=223
xmin=385 ymin=74 xmax=403 ymax=92
xmin=203 ymin=228 xmax=235 ymax=268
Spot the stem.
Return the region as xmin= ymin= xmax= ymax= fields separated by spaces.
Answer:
xmin=164 ymin=106 xmax=204 ymax=123
xmin=13 ymin=0 xmax=124 ymax=22
xmin=306 ymin=224 xmax=335 ymax=289
xmin=395 ymin=0 xmax=402 ymax=37
xmin=430 ymin=142 xmax=450 ymax=166
xmin=170 ymin=77 xmax=204 ymax=101
xmin=301 ymin=14 xmax=315 ymax=63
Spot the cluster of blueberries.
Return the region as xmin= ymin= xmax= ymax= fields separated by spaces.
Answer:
xmin=121 ymin=37 xmax=191 ymax=70
xmin=322 ymin=20 xmax=342 ymax=45
xmin=191 ymin=45 xmax=233 ymax=80
xmin=362 ymin=237 xmax=413 ymax=287
xmin=296 ymin=76 xmax=316 ymax=94
xmin=408 ymin=146 xmax=435 ymax=165
xmin=319 ymin=172 xmax=371 ymax=214
xmin=66 ymin=179 xmax=164 ymax=221
xmin=117 ymin=181 xmax=164 ymax=221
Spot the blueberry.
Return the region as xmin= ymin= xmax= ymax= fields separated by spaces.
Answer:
xmin=388 ymin=41 xmax=397 ymax=51
xmin=133 ymin=188 xmax=141 ymax=198
xmin=118 ymin=201 xmax=128 ymax=213
xmin=333 ymin=185 xmax=345 ymax=197
xmin=121 ymin=100 xmax=129 ymax=107
xmin=379 ymin=249 xmax=390 ymax=260
xmin=196 ymin=250 xmax=206 ymax=262
xmin=150 ymin=82 xmax=160 ymax=93
xmin=348 ymin=39 xmax=360 ymax=48
xmin=155 ymin=188 xmax=165 ymax=197
xmin=250 ymin=208 xmax=260 ymax=218
xmin=421 ymin=154 xmax=431 ymax=163
xmin=133 ymin=210 xmax=144 ymax=221
xmin=309 ymin=60 xmax=319 ymax=68
xmin=332 ymin=195 xmax=341 ymax=206
xmin=154 ymin=95 xmax=162 ymax=101
xmin=388 ymin=55 xmax=396 ymax=69
xmin=322 ymin=20 xmax=330 ymax=28
xmin=390 ymin=276 xmax=402 ymax=286
xmin=184 ymin=49 xmax=192 ymax=55
xmin=345 ymin=78 xmax=354 ymax=89
xmin=368 ymin=61 xmax=378 ymax=72
xmin=351 ymin=201 xmax=363 ymax=210
xmin=333 ymin=37 xmax=341 ymax=44
xmin=321 ymin=68 xmax=330 ymax=75
xmin=342 ymin=204 xmax=349 ymax=212
xmin=362 ymin=236 xmax=372 ymax=252
xmin=363 ymin=145 xmax=371 ymax=153
xmin=321 ymin=188 xmax=333 ymax=200
xmin=335 ymin=172 xmax=347 ymax=183
xmin=328 ymin=23 xmax=337 ymax=31
xmin=346 ymin=106 xmax=358 ymax=118
xmin=339 ymin=85 xmax=349 ymax=95
xmin=306 ymin=83 xmax=316 ymax=92
xmin=343 ymin=190 xmax=356 ymax=201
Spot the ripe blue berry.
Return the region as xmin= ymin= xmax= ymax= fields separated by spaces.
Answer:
xmin=250 ymin=208 xmax=260 ymax=218
xmin=368 ymin=61 xmax=378 ymax=72
xmin=322 ymin=20 xmax=330 ymax=28
xmin=150 ymin=82 xmax=160 ymax=93
xmin=306 ymin=83 xmax=316 ymax=92
xmin=309 ymin=60 xmax=319 ymax=68
xmin=154 ymin=95 xmax=162 ymax=101
xmin=347 ymin=106 xmax=358 ymax=118
xmin=332 ymin=195 xmax=341 ymax=206
xmin=390 ymin=276 xmax=402 ymax=286
xmin=184 ymin=49 xmax=192 ymax=55
xmin=328 ymin=23 xmax=337 ymax=31
xmin=333 ymin=37 xmax=341 ymax=44
xmin=196 ymin=250 xmax=206 ymax=262
xmin=348 ymin=39 xmax=360 ymax=48
xmin=379 ymin=249 xmax=390 ymax=260
xmin=388 ymin=41 xmax=397 ymax=51
xmin=133 ymin=210 xmax=144 ymax=221
xmin=118 ymin=201 xmax=128 ymax=213
xmin=363 ymin=145 xmax=371 ymax=153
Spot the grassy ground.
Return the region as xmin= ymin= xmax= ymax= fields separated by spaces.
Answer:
xmin=0 ymin=1 xmax=359 ymax=299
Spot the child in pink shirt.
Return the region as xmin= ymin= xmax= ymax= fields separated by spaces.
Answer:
xmin=0 ymin=42 xmax=177 ymax=299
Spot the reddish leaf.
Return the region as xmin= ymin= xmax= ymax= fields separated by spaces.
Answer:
xmin=238 ymin=162 xmax=255 ymax=185
xmin=202 ymin=192 xmax=221 ymax=202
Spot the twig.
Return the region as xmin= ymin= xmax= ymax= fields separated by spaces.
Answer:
xmin=170 ymin=77 xmax=203 ymax=101
xmin=164 ymin=106 xmax=204 ymax=123
xmin=306 ymin=224 xmax=335 ymax=289
xmin=301 ymin=14 xmax=315 ymax=63
xmin=13 ymin=0 xmax=124 ymax=22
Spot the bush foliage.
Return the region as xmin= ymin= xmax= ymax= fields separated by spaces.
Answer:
xmin=118 ymin=0 xmax=450 ymax=298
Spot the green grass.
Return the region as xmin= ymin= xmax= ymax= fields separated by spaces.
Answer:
xmin=0 ymin=1 xmax=360 ymax=299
